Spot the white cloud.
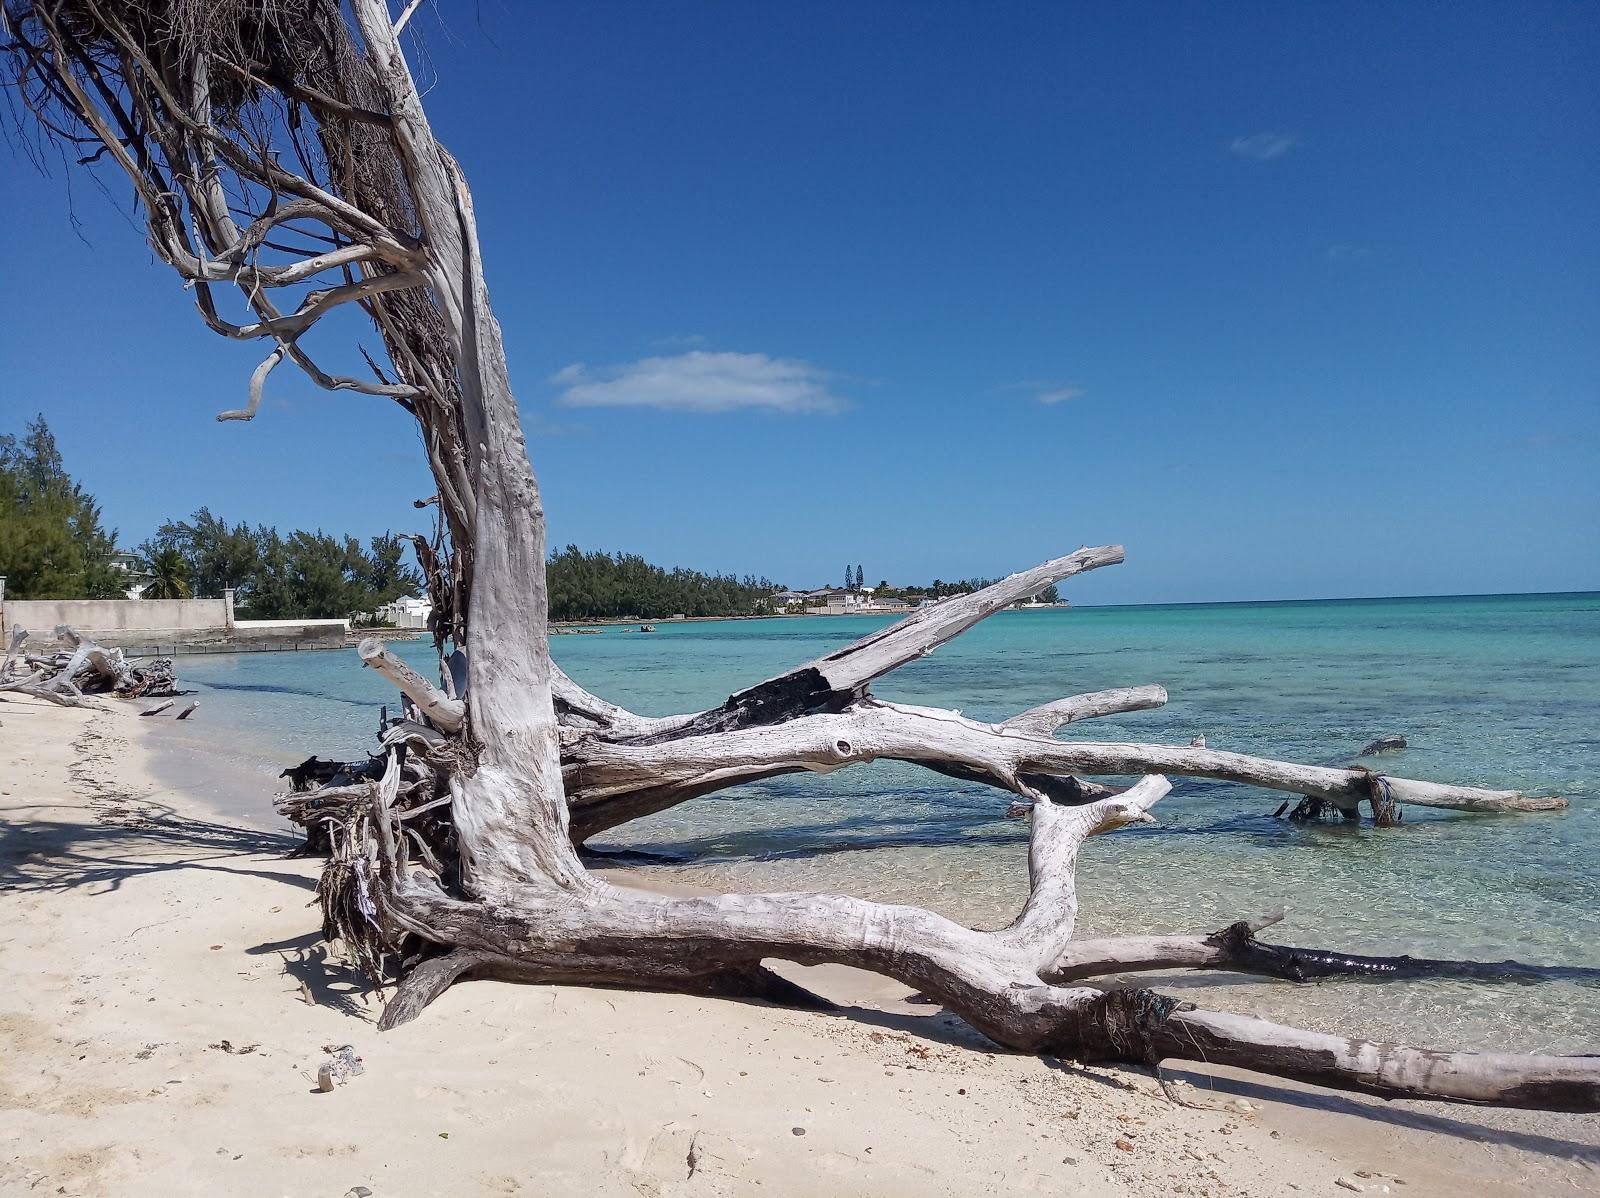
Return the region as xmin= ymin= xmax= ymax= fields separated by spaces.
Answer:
xmin=1229 ymin=131 xmax=1299 ymax=161
xmin=1035 ymin=386 xmax=1085 ymax=405
xmin=1326 ymin=242 xmax=1373 ymax=263
xmin=551 ymin=351 xmax=846 ymax=414
xmin=1518 ymin=433 xmax=1585 ymax=450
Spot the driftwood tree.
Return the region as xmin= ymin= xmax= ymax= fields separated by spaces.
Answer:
xmin=7 ymin=0 xmax=1595 ymax=1111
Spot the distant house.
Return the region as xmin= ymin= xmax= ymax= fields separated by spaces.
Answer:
xmin=108 ymin=549 xmax=152 ymax=599
xmin=377 ymin=594 xmax=432 ymax=629
xmin=770 ymin=589 xmax=808 ymax=606
xmin=823 ymin=591 xmax=868 ymax=615
xmin=865 ymin=596 xmax=911 ymax=613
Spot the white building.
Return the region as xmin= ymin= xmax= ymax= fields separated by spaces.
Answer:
xmin=107 ymin=549 xmax=152 ymax=599
xmin=377 ymin=594 xmax=433 ymax=629
xmin=823 ymin=591 xmax=868 ymax=615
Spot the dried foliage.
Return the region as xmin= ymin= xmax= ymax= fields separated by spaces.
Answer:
xmin=3 ymin=0 xmax=472 ymax=636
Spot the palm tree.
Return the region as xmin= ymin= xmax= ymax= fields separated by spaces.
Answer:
xmin=141 ymin=546 xmax=191 ymax=599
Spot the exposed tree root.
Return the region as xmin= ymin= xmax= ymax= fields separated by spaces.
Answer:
xmin=307 ymin=761 xmax=1599 ymax=1110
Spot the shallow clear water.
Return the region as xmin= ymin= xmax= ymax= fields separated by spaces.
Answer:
xmin=154 ymin=592 xmax=1600 ymax=1053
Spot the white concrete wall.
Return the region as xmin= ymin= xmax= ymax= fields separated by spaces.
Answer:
xmin=233 ymin=618 xmax=350 ymax=635
xmin=2 ymin=597 xmax=229 ymax=637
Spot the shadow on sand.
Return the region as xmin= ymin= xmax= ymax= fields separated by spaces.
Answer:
xmin=0 ymin=798 xmax=310 ymax=897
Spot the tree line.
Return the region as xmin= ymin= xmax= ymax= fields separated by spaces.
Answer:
xmin=835 ymin=568 xmax=1060 ymax=604
xmin=0 ymin=417 xmax=123 ymax=600
xmin=141 ymin=509 xmax=422 ymax=621
xmin=5 ymin=417 xmax=1044 ymax=621
xmin=1 ymin=418 xmax=783 ymax=622
xmin=1 ymin=415 xmax=421 ymax=618
xmin=547 ymin=545 xmax=778 ymax=621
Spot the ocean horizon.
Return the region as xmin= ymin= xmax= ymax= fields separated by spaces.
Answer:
xmin=1070 ymin=588 xmax=1599 ymax=610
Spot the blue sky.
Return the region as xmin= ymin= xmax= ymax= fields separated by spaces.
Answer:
xmin=2 ymin=1 xmax=1596 ymax=603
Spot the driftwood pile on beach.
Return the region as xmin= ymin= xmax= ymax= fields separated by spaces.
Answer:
xmin=0 ymin=624 xmax=179 ymax=707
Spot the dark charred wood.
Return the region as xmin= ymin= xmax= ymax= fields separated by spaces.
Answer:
xmin=1284 ymin=796 xmax=1358 ymax=823
xmin=628 ymin=668 xmax=853 ymax=745
xmin=1203 ymin=918 xmax=1600 ymax=984
xmin=280 ymin=754 xmax=385 ymax=792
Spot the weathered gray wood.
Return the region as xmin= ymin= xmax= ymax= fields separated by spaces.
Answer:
xmin=2 ymin=683 xmax=92 ymax=708
xmin=1005 ymin=776 xmax=1168 ymax=967
xmin=358 ymin=637 xmax=464 ymax=734
xmin=356 ymin=755 xmax=1599 ymax=1110
xmin=380 ymin=718 xmax=449 ymax=750
xmin=562 ymin=698 xmax=1566 ymax=840
xmin=550 ymin=663 xmax=699 ymax=740
xmin=351 ymin=0 xmax=582 ymax=896
xmin=789 ymin=546 xmax=1125 ymax=696
xmin=0 ymin=627 xmax=26 ymax=682
xmin=48 ymin=626 xmax=95 ymax=693
xmin=1004 ymin=686 xmax=1168 ymax=736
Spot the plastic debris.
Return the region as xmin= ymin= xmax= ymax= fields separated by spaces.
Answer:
xmin=316 ymin=1044 xmax=364 ymax=1092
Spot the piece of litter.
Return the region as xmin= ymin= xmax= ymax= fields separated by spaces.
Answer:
xmin=315 ymin=1045 xmax=363 ymax=1092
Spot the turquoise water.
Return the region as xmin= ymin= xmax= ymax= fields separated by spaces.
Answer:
xmin=152 ymin=592 xmax=1600 ymax=1053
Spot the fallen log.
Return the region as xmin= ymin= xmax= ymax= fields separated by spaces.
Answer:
xmin=537 ymin=565 xmax=1562 ymax=836
xmin=0 ymin=626 xmax=180 ymax=700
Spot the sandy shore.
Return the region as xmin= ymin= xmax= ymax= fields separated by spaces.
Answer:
xmin=2 ymin=697 xmax=1596 ymax=1196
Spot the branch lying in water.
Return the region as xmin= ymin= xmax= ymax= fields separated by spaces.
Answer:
xmin=562 ymin=696 xmax=1567 ymax=841
xmin=536 ymin=552 xmax=1566 ymax=840
xmin=1054 ymin=911 xmax=1600 ymax=986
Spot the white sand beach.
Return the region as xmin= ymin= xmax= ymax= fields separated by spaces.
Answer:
xmin=2 ymin=696 xmax=1596 ymax=1196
